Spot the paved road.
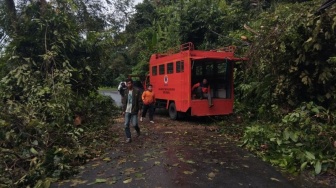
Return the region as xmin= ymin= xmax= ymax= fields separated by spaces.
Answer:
xmin=51 ymin=117 xmax=311 ymax=188
xmin=100 ymin=90 xmax=122 ymax=107
xmin=51 ymin=90 xmax=330 ymax=188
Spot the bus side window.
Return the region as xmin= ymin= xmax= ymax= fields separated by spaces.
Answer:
xmin=152 ymin=66 xmax=157 ymax=76
xmin=167 ymin=62 xmax=174 ymax=74
xmin=176 ymin=61 xmax=184 ymax=73
xmin=159 ymin=64 xmax=165 ymax=75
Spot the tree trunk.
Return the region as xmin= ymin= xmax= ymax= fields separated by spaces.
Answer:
xmin=4 ymin=0 xmax=17 ymax=34
xmin=39 ymin=0 xmax=48 ymax=14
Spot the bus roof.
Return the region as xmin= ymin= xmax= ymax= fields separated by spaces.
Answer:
xmin=150 ymin=43 xmax=247 ymax=63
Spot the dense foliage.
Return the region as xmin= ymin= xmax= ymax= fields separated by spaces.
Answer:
xmin=236 ymin=1 xmax=336 ymax=175
xmin=239 ymin=2 xmax=336 ymax=111
xmin=0 ymin=0 xmax=122 ymax=186
xmin=242 ymin=102 xmax=336 ymax=175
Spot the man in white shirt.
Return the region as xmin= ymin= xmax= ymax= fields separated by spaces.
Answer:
xmin=122 ymin=78 xmax=142 ymax=143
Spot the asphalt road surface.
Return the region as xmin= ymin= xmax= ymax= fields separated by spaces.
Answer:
xmin=51 ymin=90 xmax=333 ymax=188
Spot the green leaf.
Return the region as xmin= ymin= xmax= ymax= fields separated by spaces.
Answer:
xmin=276 ymin=138 xmax=282 ymax=146
xmin=305 ymin=151 xmax=315 ymax=160
xmin=300 ymin=161 xmax=308 ymax=171
xmin=95 ymin=178 xmax=107 ymax=183
xmin=283 ymin=129 xmax=290 ymax=140
xmin=289 ymin=132 xmax=298 ymax=142
xmin=135 ymin=173 xmax=143 ymax=178
xmin=295 ymin=143 xmax=303 ymax=147
xmin=311 ymin=106 xmax=319 ymax=113
xmin=30 ymin=147 xmax=39 ymax=155
xmin=85 ymin=66 xmax=92 ymax=72
xmin=314 ymin=160 xmax=322 ymax=174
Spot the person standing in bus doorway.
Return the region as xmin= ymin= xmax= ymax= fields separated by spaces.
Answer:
xmin=122 ymin=78 xmax=142 ymax=143
xmin=140 ymin=84 xmax=156 ymax=123
xmin=192 ymin=78 xmax=213 ymax=107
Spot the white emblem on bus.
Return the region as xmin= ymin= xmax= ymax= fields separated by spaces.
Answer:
xmin=164 ymin=75 xmax=168 ymax=84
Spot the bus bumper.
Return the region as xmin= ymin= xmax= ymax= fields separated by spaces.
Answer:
xmin=190 ymin=99 xmax=233 ymax=116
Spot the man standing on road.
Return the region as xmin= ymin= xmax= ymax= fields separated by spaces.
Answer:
xmin=140 ymin=84 xmax=156 ymax=123
xmin=122 ymin=78 xmax=142 ymax=143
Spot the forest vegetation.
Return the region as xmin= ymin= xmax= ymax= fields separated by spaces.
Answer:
xmin=0 ymin=0 xmax=335 ymax=186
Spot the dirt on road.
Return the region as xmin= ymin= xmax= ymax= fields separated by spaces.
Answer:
xmin=52 ymin=113 xmax=333 ymax=188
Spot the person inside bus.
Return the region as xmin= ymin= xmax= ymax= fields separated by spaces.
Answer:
xmin=192 ymin=78 xmax=213 ymax=107
xmin=192 ymin=78 xmax=209 ymax=98
xmin=140 ymin=84 xmax=156 ymax=123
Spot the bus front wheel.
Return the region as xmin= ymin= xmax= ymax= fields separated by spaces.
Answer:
xmin=169 ymin=102 xmax=178 ymax=120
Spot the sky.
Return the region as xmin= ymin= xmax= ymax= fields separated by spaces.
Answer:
xmin=134 ymin=0 xmax=143 ymax=5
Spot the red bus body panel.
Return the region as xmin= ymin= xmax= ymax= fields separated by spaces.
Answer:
xmin=190 ymin=99 xmax=234 ymax=116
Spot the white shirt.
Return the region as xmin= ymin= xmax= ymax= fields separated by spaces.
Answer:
xmin=125 ymin=90 xmax=133 ymax=113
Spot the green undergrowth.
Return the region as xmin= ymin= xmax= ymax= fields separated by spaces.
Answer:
xmin=240 ymin=102 xmax=336 ymax=176
xmin=0 ymin=91 xmax=120 ymax=187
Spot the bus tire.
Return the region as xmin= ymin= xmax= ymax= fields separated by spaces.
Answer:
xmin=169 ymin=102 xmax=178 ymax=120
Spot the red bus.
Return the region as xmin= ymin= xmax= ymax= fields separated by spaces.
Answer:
xmin=145 ymin=42 xmax=246 ymax=119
